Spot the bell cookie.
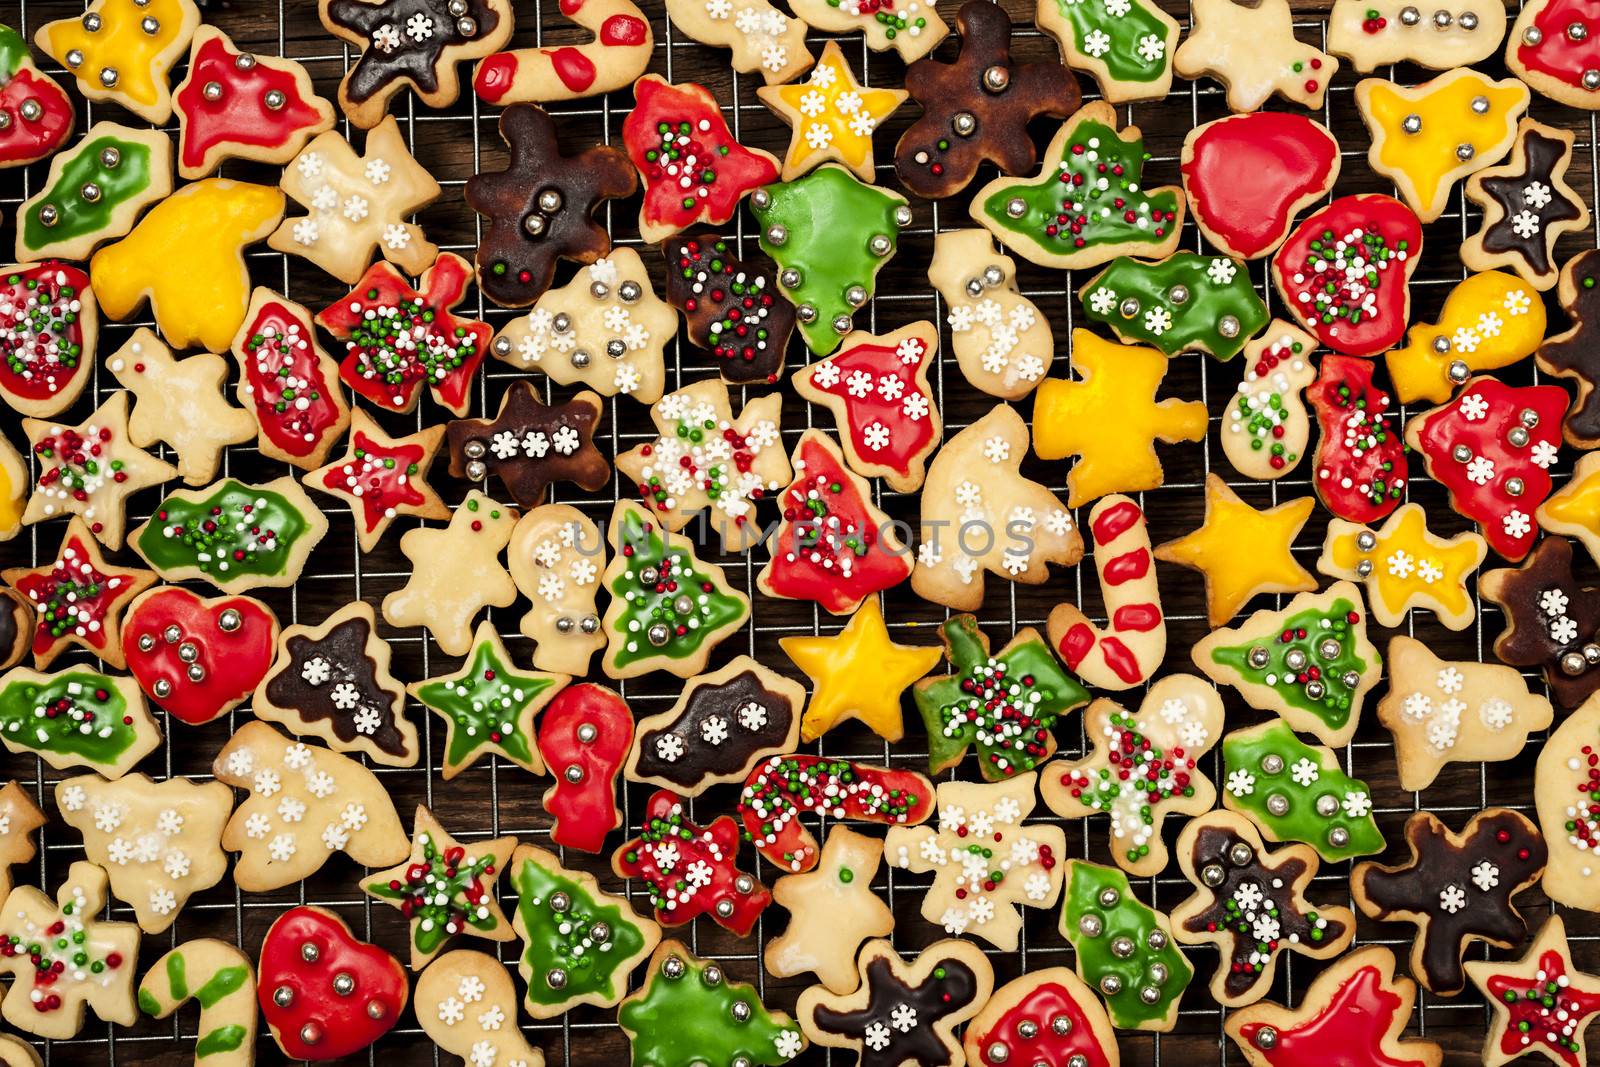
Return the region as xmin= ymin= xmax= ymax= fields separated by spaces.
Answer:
xmin=472 ymin=0 xmax=649 ymax=105
xmin=383 ymin=493 xmax=519 ymax=657
xmin=765 ymin=827 xmax=895 ymax=995
xmin=506 ymin=503 xmax=606 ymax=675
xmin=928 ymin=229 xmax=1053 ymax=399
xmin=122 ymin=586 xmax=278 ymax=727
xmin=14 ymin=122 xmax=172 ymax=263
xmin=1173 ymin=0 xmax=1337 ymax=111
xmin=535 ymin=682 xmax=633 ymax=852
xmin=1463 ymin=119 xmax=1589 ymax=290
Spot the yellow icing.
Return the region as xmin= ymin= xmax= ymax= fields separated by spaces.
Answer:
xmin=759 ymin=41 xmax=907 ymax=180
xmin=1384 ymin=272 xmax=1546 ymax=403
xmin=36 ymin=0 xmax=196 ymax=120
xmin=1537 ymin=452 xmax=1600 ymax=566
xmin=1320 ymin=503 xmax=1486 ymax=629
xmin=90 ymin=179 xmax=284 ymax=354
xmin=1359 ymin=69 xmax=1529 ymax=222
xmin=0 ymin=442 xmax=23 ymax=539
xmin=1035 ymin=329 xmax=1207 ymax=507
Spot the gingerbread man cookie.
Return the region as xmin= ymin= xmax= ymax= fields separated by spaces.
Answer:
xmin=231 ymin=288 xmax=351 ymax=470
xmin=1464 ymin=119 xmax=1590 ymax=290
xmin=1384 ymin=271 xmax=1547 ymax=403
xmin=622 ymin=942 xmax=805 ymax=1067
xmin=1536 ymin=250 xmax=1600 ymax=448
xmin=130 ymin=476 xmax=329 ymax=594
xmin=472 ymin=0 xmax=649 ymax=105
xmin=536 ymin=682 xmax=633 ymax=852
xmin=1317 ymin=502 xmax=1487 ymax=630
xmin=122 ymin=586 xmax=278 ymax=727
xmin=1047 ymin=495 xmax=1165 ymax=691
xmin=1221 ymin=322 xmax=1317 ymax=479
xmin=3 ymin=516 xmax=155 ymax=669
xmin=34 ymin=0 xmax=199 ymax=124
xmin=15 ymin=123 xmax=172 ymax=264
xmin=304 ymin=410 xmax=449 ymax=552
xmin=1482 ymin=535 xmax=1600 ymax=710
xmin=507 ymin=503 xmax=605 ymax=675
xmin=1060 ymin=860 xmax=1192 ymax=1032
xmin=383 ymin=493 xmax=518 ymax=657
xmin=663 ymin=233 xmax=794 ymax=386
xmin=928 ymin=229 xmax=1053 ymax=400
xmin=662 ymin=0 xmax=811 ymax=85
xmin=765 ymin=827 xmax=895 ymax=995
xmin=1174 ymin=0 xmax=1337 ymax=111
xmin=446 ymin=383 xmax=609 ymax=509
xmin=413 ymin=950 xmax=545 ymax=1067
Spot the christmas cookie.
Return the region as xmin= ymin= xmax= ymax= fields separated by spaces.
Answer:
xmin=765 ymin=827 xmax=894 ymax=995
xmin=1507 ymin=0 xmax=1600 ymax=108
xmin=1467 ymin=914 xmax=1600 ymax=1067
xmin=751 ymin=38 xmax=898 ymax=183
xmin=465 ymin=103 xmax=636 ymax=308
xmin=1180 ymin=112 xmax=1339 ymax=261
xmin=1034 ymin=329 xmax=1206 ymax=506
xmin=408 ymin=620 xmax=567 ymax=779
xmin=363 ymin=806 xmax=515 ymax=968
xmin=1317 ymin=503 xmax=1487 ymax=630
xmin=1383 ymin=270 xmax=1546 ymax=404
xmin=1169 ymin=810 xmax=1354 ymax=1007
xmin=910 ymin=403 xmax=1083 ymax=611
xmin=1059 ymin=860 xmax=1192 ymax=1032
xmin=928 ymin=229 xmax=1052 ymax=399
xmin=1541 ymin=451 xmax=1600 ymax=564
xmin=612 ymin=789 xmax=770 ymax=935
xmin=89 ymin=178 xmax=284 ymax=354
xmin=1330 ymin=0 xmax=1504 ymax=71
xmin=1308 ymin=358 xmax=1405 ymax=523
xmin=1219 ymin=718 xmax=1384 ymax=862
xmin=792 ymin=321 xmax=940 ymax=493
xmin=304 ymin=410 xmax=449 ymax=553
xmin=319 ymin=0 xmax=512 ymax=127
xmin=0 ymin=666 xmax=158 ymax=778
xmin=1037 ymin=0 xmax=1179 ymax=104
xmin=662 ymin=233 xmax=794 ymax=386
xmin=963 ymin=968 xmax=1119 ymax=1067
xmin=1356 ymin=68 xmax=1530 ymax=223
xmin=55 ymin=773 xmax=229 ymax=934
xmin=1081 ymin=253 xmax=1266 ymax=360
xmin=1404 ymin=375 xmax=1566 ymax=559
xmin=471 ymin=0 xmax=648 ymax=104
xmin=14 ymin=123 xmax=172 ymax=263
xmin=507 ymin=843 xmax=659 ymax=1018
xmin=1481 ymin=535 xmax=1600 ymax=709
xmin=506 ymin=503 xmax=605 ymax=675
xmin=1539 ymin=693 xmax=1600 ymax=910
xmin=970 ymin=102 xmax=1183 ymax=271
xmin=535 ymin=682 xmax=633 ymax=852
xmin=1193 ymin=581 xmax=1381 ymax=748
xmin=1173 ymin=0 xmax=1337 ymax=111
xmin=213 ymin=721 xmax=409 ymax=892
xmin=616 ymin=377 xmax=788 ymax=551
xmin=446 ymin=383 xmax=608 ymax=509
xmin=0 ymin=24 xmax=72 ymax=169
xmin=598 ymin=500 xmax=751 ymax=680
xmin=895 ymin=0 xmax=1082 ymax=200
xmin=383 ymin=493 xmax=518 ymax=657
xmin=886 ymin=774 xmax=1064 ymax=950
xmin=1153 ymin=474 xmax=1316 ymax=627
xmin=3 ymin=517 xmax=154 ymax=669
xmin=1463 ymin=119 xmax=1589 ymax=290
xmin=1537 ymin=249 xmax=1600 ymax=447
xmin=1040 ymin=674 xmax=1222 ymax=877
xmin=1353 ymin=808 xmax=1547 ymax=996
xmin=1271 ymin=192 xmax=1422 ymax=356
xmin=256 ymin=906 xmax=406 ymax=1059
xmin=739 ymin=754 xmax=933 ymax=874
xmin=0 ymin=592 xmax=27 ymax=671
xmin=789 ymin=0 xmax=947 ymax=60
xmin=0 ymin=437 xmax=25 ymax=544
xmin=172 ymin=25 xmax=335 ymax=179
xmin=230 ymin=288 xmax=350 ymax=470
xmin=0 ymin=262 xmax=96 ymax=418
xmin=0 ymin=782 xmax=43 ymax=897
xmin=1047 ymin=494 xmax=1165 ymax=690
xmin=130 ymin=476 xmax=329 ymax=594
xmin=136 ymin=939 xmax=256 ymax=1066
xmin=1222 ymin=322 xmax=1316 ymax=479
xmin=780 ymin=596 xmax=942 ymax=744
xmin=34 ymin=0 xmax=199 ymax=124
xmin=122 ymin=586 xmax=277 ymax=727
xmin=622 ymin=942 xmax=805 ymax=1067
xmin=414 ymin=950 xmax=544 ymax=1067
xmin=662 ymin=0 xmax=811 ymax=85
xmin=256 ymin=601 xmax=416 ymax=767
xmin=756 ymin=429 xmax=913 ymax=615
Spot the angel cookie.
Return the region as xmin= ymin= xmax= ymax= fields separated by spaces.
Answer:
xmin=928 ymin=229 xmax=1053 ymax=399
xmin=1316 ymin=503 xmax=1488 ymax=630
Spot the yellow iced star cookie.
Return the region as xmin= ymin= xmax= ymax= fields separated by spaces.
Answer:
xmin=758 ymin=41 xmax=908 ymax=181
xmin=90 ymin=178 xmax=284 ymax=353
xmin=780 ymin=596 xmax=941 ymax=744
xmin=1537 ymin=451 xmax=1600 ymax=566
xmin=35 ymin=0 xmax=201 ymax=124
xmin=1382 ymin=271 xmax=1546 ymax=404
xmin=1154 ymin=473 xmax=1316 ymax=626
xmin=1172 ymin=0 xmax=1338 ymax=112
xmin=1034 ymin=329 xmax=1206 ymax=507
xmin=1317 ymin=502 xmax=1488 ymax=630
xmin=1355 ymin=67 xmax=1529 ymax=223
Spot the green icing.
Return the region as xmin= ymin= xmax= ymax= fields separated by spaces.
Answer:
xmin=0 ymin=25 xmax=27 ymax=77
xmin=914 ymin=615 xmax=1088 ymax=779
xmin=1083 ymin=253 xmax=1268 ymax=360
xmin=165 ymin=951 xmax=188 ymax=1001
xmin=195 ymin=1025 xmax=247 ymax=1058
xmin=137 ymin=988 xmax=161 ymax=1016
xmin=0 ymin=671 xmax=138 ymax=766
xmin=1222 ymin=720 xmax=1385 ymax=861
xmin=750 ymin=166 xmax=906 ymax=353
xmin=619 ymin=949 xmax=803 ymax=1067
xmin=607 ymin=507 xmax=747 ymax=671
xmin=21 ymin=134 xmax=155 ymax=253
xmin=193 ymin=965 xmax=248 ymax=1010
xmin=512 ymin=857 xmax=646 ymax=1008
xmin=1208 ymin=598 xmax=1375 ymax=735
xmin=415 ymin=638 xmax=555 ymax=771
xmin=364 ymin=829 xmax=501 ymax=956
xmin=1046 ymin=0 xmax=1171 ymax=85
xmin=136 ymin=480 xmax=312 ymax=583
xmin=1061 ymin=862 xmax=1192 ymax=1029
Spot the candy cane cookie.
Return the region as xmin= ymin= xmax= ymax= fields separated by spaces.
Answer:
xmin=137 ymin=939 xmax=256 ymax=1067
xmin=472 ymin=0 xmax=652 ymax=105
xmin=1047 ymin=495 xmax=1164 ymax=691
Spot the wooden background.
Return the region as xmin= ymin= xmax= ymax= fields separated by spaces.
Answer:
xmin=1 ymin=0 xmax=1596 ymax=1064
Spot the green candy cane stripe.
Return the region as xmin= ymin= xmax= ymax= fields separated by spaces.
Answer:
xmin=138 ymin=940 xmax=256 ymax=1066
xmin=1081 ymin=253 xmax=1269 ymax=361
xmin=1060 ymin=860 xmax=1192 ymax=1031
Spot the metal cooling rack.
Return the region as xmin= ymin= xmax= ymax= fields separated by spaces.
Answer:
xmin=1 ymin=0 xmax=1597 ymax=1064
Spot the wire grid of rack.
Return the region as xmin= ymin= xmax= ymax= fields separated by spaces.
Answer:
xmin=1 ymin=0 xmax=1598 ymax=1063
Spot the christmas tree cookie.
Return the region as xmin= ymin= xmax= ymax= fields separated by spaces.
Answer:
xmin=1060 ymin=860 xmax=1192 ymax=1032
xmin=622 ymin=942 xmax=806 ymax=1067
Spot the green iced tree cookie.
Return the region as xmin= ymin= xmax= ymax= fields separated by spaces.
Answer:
xmin=1060 ymin=860 xmax=1192 ymax=1032
xmin=619 ymin=941 xmax=806 ymax=1067
xmin=1081 ymin=252 xmax=1268 ymax=360
xmin=1221 ymin=719 xmax=1385 ymax=862
xmin=20 ymin=123 xmax=171 ymax=260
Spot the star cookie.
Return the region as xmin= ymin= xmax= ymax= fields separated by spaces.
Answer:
xmin=444 ymin=382 xmax=609 ymax=509
xmin=765 ymin=827 xmax=895 ymax=995
xmin=1467 ymin=915 xmax=1600 ymax=1067
xmin=382 ymin=492 xmax=519 ymax=657
xmin=304 ymin=409 xmax=449 ymax=552
xmin=1464 ymin=119 xmax=1589 ymax=290
xmin=1174 ymin=0 xmax=1337 ymax=111
xmin=1317 ymin=502 xmax=1487 ymax=630
xmin=2 ymin=517 xmax=155 ymax=669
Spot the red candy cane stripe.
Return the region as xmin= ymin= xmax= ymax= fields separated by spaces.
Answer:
xmin=473 ymin=0 xmax=652 ymax=103
xmin=1047 ymin=495 xmax=1164 ymax=690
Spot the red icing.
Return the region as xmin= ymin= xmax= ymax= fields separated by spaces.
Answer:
xmin=472 ymin=52 xmax=518 ymax=103
xmin=1100 ymin=639 xmax=1141 ymax=684
xmin=560 ymin=0 xmax=585 ymax=14
xmin=601 ymin=14 xmax=650 ymax=45
xmin=1059 ymin=623 xmax=1095 ymax=669
xmin=1412 ymin=378 xmax=1567 ymax=560
xmin=623 ymin=77 xmax=779 ymax=236
xmin=174 ymin=33 xmax=325 ymax=172
xmin=1112 ymin=604 xmax=1161 ymax=632
xmin=1182 ymin=113 xmax=1339 ymax=259
xmin=1516 ymin=0 xmax=1600 ymax=91
xmin=257 ymin=907 xmax=406 ymax=1061
xmin=311 ymin=428 xmax=427 ymax=538
xmin=122 ymin=588 xmax=277 ymax=726
xmin=1306 ymin=355 xmax=1406 ymax=523
xmin=535 ymin=683 xmax=633 ymax=854
xmin=0 ymin=262 xmax=91 ymax=405
xmin=544 ymin=47 xmax=597 ymax=93
xmin=764 ymin=433 xmax=912 ymax=612
xmin=0 ymin=68 xmax=72 ymax=166
xmin=804 ymin=331 xmax=939 ymax=484
xmin=236 ymin=297 xmax=345 ymax=462
xmin=1484 ymin=949 xmax=1600 ymax=1067
xmin=1092 ymin=499 xmax=1142 ymax=544
xmin=1102 ymin=548 xmax=1150 ymax=584
xmin=974 ymin=981 xmax=1114 ymax=1067
xmin=613 ymin=789 xmax=771 ymax=935
xmin=1236 ymin=965 xmax=1434 ymax=1067
xmin=737 ymin=754 xmax=935 ymax=872
xmin=13 ymin=531 xmax=133 ymax=661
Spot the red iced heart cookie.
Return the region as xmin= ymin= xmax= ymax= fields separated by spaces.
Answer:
xmin=1307 ymin=355 xmax=1407 ymax=524
xmin=258 ymin=906 xmax=407 ymax=1061
xmin=536 ymin=682 xmax=634 ymax=853
xmin=1181 ymin=112 xmax=1340 ymax=260
xmin=122 ymin=587 xmax=278 ymax=725
xmin=1272 ymin=193 xmax=1423 ymax=356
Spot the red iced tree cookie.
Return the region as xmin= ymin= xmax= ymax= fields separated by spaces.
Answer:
xmin=257 ymin=906 xmax=407 ymax=1061
xmin=0 ymin=262 xmax=97 ymax=418
xmin=121 ymin=587 xmax=277 ymax=726
xmin=1181 ymin=112 xmax=1340 ymax=260
xmin=963 ymin=968 xmax=1120 ymax=1067
xmin=1405 ymin=376 xmax=1566 ymax=560
xmin=230 ymin=288 xmax=350 ymax=470
xmin=612 ymin=789 xmax=770 ymax=935
xmin=536 ymin=682 xmax=633 ymax=854
xmin=738 ymin=754 xmax=935 ymax=873
xmin=3 ymin=517 xmax=155 ymax=670
xmin=1306 ymin=355 xmax=1407 ymax=523
xmin=1272 ymin=193 xmax=1422 ymax=356
xmin=1508 ymin=0 xmax=1600 ymax=109
xmin=757 ymin=429 xmax=913 ymax=615
xmin=0 ymin=24 xmax=72 ymax=168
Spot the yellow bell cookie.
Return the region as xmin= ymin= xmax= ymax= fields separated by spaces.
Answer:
xmin=780 ymin=596 xmax=941 ymax=744
xmin=1034 ymin=329 xmax=1206 ymax=507
xmin=1355 ymin=67 xmax=1528 ymax=223
xmin=1316 ymin=502 xmax=1488 ymax=630
xmin=1382 ymin=271 xmax=1546 ymax=404
xmin=1537 ymin=451 xmax=1600 ymax=566
xmin=35 ymin=0 xmax=201 ymax=124
xmin=757 ymin=41 xmax=907 ymax=182
xmin=1154 ymin=473 xmax=1316 ymax=627
xmin=90 ymin=179 xmax=284 ymax=354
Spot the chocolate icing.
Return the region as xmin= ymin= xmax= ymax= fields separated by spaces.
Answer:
xmin=632 ymin=669 xmax=796 ymax=789
xmin=263 ymin=615 xmax=411 ymax=760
